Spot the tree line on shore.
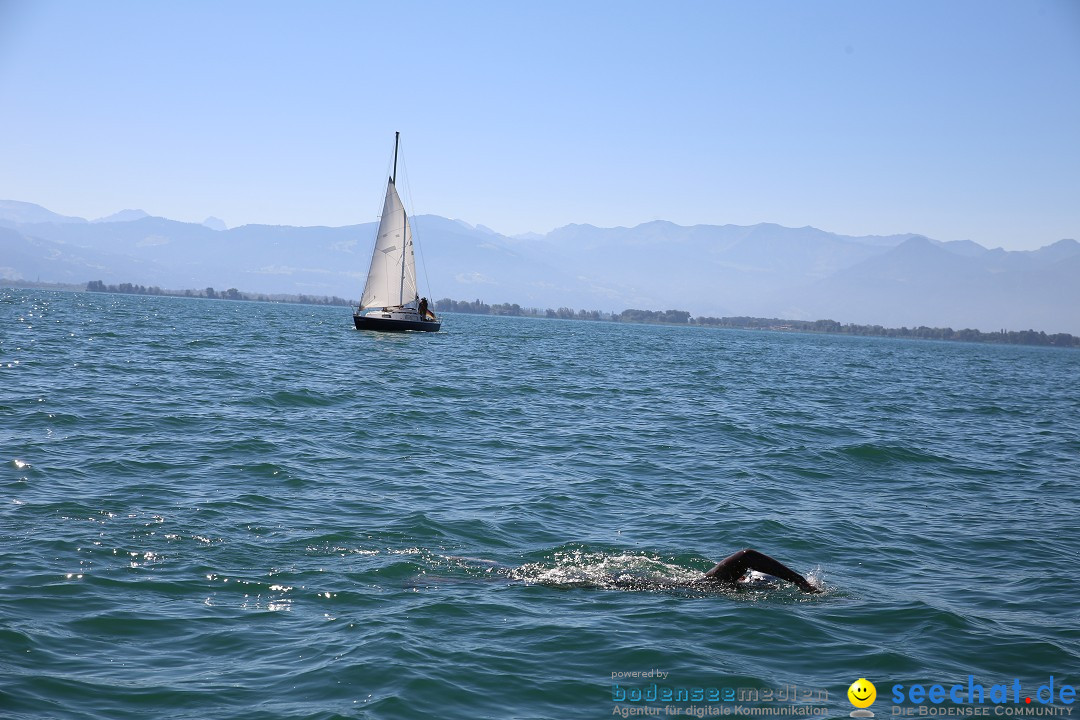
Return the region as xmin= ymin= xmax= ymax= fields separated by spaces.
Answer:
xmin=85 ymin=280 xmax=352 ymax=307
xmin=434 ymin=297 xmax=1079 ymax=348
xmin=433 ymin=298 xmax=693 ymax=324
xmin=73 ymin=282 xmax=1080 ymax=348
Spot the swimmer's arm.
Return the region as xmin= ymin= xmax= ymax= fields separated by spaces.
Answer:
xmin=703 ymin=548 xmax=820 ymax=593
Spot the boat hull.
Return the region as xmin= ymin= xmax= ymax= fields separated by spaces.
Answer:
xmin=353 ymin=312 xmax=441 ymax=333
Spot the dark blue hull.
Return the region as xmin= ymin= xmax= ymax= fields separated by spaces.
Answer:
xmin=353 ymin=314 xmax=441 ymax=333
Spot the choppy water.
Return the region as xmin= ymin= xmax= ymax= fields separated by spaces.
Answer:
xmin=2 ymin=289 xmax=1078 ymax=719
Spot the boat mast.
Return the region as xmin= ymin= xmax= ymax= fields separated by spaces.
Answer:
xmin=394 ymin=131 xmax=408 ymax=307
xmin=392 ymin=131 xmax=399 ymax=185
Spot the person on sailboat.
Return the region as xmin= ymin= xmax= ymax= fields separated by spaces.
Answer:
xmin=418 ymin=296 xmax=437 ymax=321
xmin=701 ymin=548 xmax=820 ymax=593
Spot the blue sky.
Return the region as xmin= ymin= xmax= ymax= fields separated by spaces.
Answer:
xmin=1 ymin=0 xmax=1077 ymax=249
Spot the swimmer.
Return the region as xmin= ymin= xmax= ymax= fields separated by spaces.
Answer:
xmin=442 ymin=548 xmax=821 ymax=594
xmin=702 ymin=548 xmax=820 ymax=593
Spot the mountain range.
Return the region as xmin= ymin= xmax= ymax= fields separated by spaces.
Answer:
xmin=2 ymin=199 xmax=1078 ymax=334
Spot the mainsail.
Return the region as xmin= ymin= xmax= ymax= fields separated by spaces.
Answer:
xmin=360 ymin=179 xmax=417 ymax=310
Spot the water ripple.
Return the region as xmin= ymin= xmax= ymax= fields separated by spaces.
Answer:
xmin=1 ymin=290 xmax=1078 ymax=719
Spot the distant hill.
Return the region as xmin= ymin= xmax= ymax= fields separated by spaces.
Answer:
xmin=1 ymin=199 xmax=1077 ymax=334
xmin=92 ymin=209 xmax=150 ymax=223
xmin=781 ymin=237 xmax=1080 ymax=334
xmin=0 ymin=199 xmax=87 ymax=225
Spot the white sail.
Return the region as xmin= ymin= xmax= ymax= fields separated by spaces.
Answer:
xmin=360 ymin=180 xmax=417 ymax=310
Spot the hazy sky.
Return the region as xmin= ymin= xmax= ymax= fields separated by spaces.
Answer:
xmin=1 ymin=1 xmax=1077 ymax=249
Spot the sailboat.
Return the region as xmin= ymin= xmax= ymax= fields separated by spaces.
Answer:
xmin=353 ymin=132 xmax=441 ymax=332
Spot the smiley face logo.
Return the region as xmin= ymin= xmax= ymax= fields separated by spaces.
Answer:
xmin=848 ymin=678 xmax=877 ymax=709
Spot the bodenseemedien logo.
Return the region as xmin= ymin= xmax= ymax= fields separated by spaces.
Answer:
xmin=848 ymin=678 xmax=877 ymax=717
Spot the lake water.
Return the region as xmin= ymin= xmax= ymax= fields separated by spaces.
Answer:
xmin=3 ymin=289 xmax=1078 ymax=719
